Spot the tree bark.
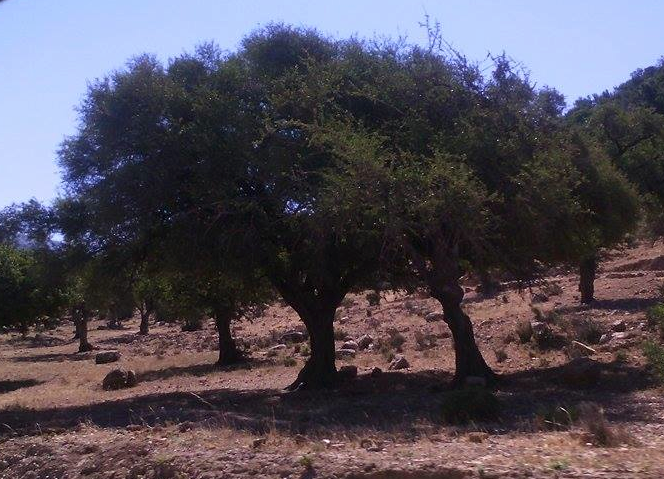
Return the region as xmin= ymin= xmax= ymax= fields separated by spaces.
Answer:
xmin=215 ymin=313 xmax=243 ymax=366
xmin=579 ymin=256 xmax=597 ymax=304
xmin=431 ymin=281 xmax=496 ymax=387
xmin=138 ymin=308 xmax=150 ymax=335
xmin=74 ymin=305 xmax=93 ymax=353
xmin=285 ymin=306 xmax=337 ymax=391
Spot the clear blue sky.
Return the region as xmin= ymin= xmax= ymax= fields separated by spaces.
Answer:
xmin=1 ymin=0 xmax=663 ymax=208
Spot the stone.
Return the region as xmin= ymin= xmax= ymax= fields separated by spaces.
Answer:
xmin=280 ymin=331 xmax=306 ymax=344
xmin=599 ymin=333 xmax=612 ymax=344
xmin=338 ymin=365 xmax=358 ymax=380
xmin=341 ymin=340 xmax=358 ymax=351
xmin=464 ymin=376 xmax=487 ymax=388
xmin=252 ymin=437 xmax=266 ymax=448
xmin=570 ymin=340 xmax=596 ymax=357
xmin=388 ymin=355 xmax=409 ymax=370
xmin=357 ymin=334 xmax=374 ymax=350
xmin=425 ymin=312 xmax=445 ymax=323
xmin=611 ymin=320 xmax=627 ymax=332
xmin=95 ymin=350 xmax=121 ymax=364
xmin=335 ymin=348 xmax=356 ymax=359
xmin=102 ymin=368 xmax=137 ymax=390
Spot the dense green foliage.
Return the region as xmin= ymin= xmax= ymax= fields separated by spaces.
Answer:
xmin=1 ymin=25 xmax=662 ymax=388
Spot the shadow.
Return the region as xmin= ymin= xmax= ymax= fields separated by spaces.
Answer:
xmin=0 ymin=360 xmax=660 ymax=439
xmin=556 ymin=297 xmax=661 ymax=314
xmin=499 ymin=359 xmax=661 ymax=424
xmin=10 ymin=351 xmax=92 ymax=363
xmin=96 ymin=333 xmax=144 ymax=346
xmin=0 ymin=379 xmax=42 ymax=394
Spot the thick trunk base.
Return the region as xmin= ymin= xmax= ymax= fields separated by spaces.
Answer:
xmin=138 ymin=315 xmax=149 ymax=336
xmin=215 ymin=316 xmax=244 ymax=366
xmin=435 ymin=284 xmax=496 ymax=388
xmin=285 ymin=312 xmax=337 ymax=391
xmin=579 ymin=257 xmax=597 ymax=304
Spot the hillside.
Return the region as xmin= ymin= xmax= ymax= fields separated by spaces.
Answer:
xmin=1 ymin=240 xmax=664 ymax=478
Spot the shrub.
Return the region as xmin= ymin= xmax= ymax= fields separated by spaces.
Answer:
xmin=440 ymin=387 xmax=501 ymax=424
xmin=577 ymin=402 xmax=631 ymax=447
xmin=283 ymin=357 xmax=297 ymax=367
xmin=643 ymin=341 xmax=664 ymax=384
xmin=515 ymin=320 xmax=533 ymax=343
xmin=366 ymin=291 xmax=381 ymax=307
xmin=386 ymin=328 xmax=406 ymax=351
xmin=568 ymin=317 xmax=603 ymax=344
xmin=535 ymin=405 xmax=578 ymax=431
xmin=646 ymin=304 xmax=664 ymax=338
xmin=414 ymin=330 xmax=437 ymax=350
xmin=494 ymin=348 xmax=508 ymax=363
xmin=334 ymin=328 xmax=349 ymax=341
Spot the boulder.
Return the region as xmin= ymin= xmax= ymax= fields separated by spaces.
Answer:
xmin=425 ymin=312 xmax=445 ymax=323
xmin=388 ymin=355 xmax=409 ymax=370
xmin=280 ymin=331 xmax=306 ymax=344
xmin=341 ymin=340 xmax=359 ymax=351
xmin=335 ymin=348 xmax=356 ymax=359
xmin=95 ymin=350 xmax=121 ymax=364
xmin=357 ymin=334 xmax=374 ymax=350
xmin=102 ymin=369 xmax=137 ymax=390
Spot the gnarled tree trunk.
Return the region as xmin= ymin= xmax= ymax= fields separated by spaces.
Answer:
xmin=214 ymin=312 xmax=243 ymax=366
xmin=409 ymin=238 xmax=496 ymax=387
xmin=431 ymin=281 xmax=495 ymax=386
xmin=285 ymin=305 xmax=337 ymax=391
xmin=73 ymin=304 xmax=93 ymax=353
xmin=579 ymin=256 xmax=597 ymax=304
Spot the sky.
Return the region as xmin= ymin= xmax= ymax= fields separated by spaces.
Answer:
xmin=1 ymin=0 xmax=663 ymax=209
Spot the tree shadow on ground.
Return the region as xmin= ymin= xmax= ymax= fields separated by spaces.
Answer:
xmin=9 ymin=351 xmax=91 ymax=363
xmin=136 ymin=357 xmax=273 ymax=383
xmin=0 ymin=359 xmax=659 ymax=439
xmin=0 ymin=379 xmax=42 ymax=394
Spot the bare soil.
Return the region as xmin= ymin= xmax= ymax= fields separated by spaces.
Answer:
xmin=1 ymin=241 xmax=664 ymax=478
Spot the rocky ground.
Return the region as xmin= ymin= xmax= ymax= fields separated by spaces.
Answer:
xmin=1 ymin=241 xmax=664 ymax=478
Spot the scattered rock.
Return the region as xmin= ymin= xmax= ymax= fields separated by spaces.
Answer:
xmin=570 ymin=340 xmax=596 ymax=357
xmin=102 ymin=369 xmax=137 ymax=390
xmin=611 ymin=320 xmax=627 ymax=332
xmin=389 ymin=355 xmax=409 ymax=370
xmin=599 ymin=333 xmax=612 ymax=344
xmin=357 ymin=334 xmax=374 ymax=350
xmin=95 ymin=350 xmax=121 ymax=364
xmin=341 ymin=340 xmax=359 ymax=351
xmin=280 ymin=331 xmax=306 ymax=344
xmin=338 ymin=365 xmax=358 ymax=380
xmin=336 ymin=348 xmax=356 ymax=359
xmin=425 ymin=312 xmax=445 ymax=323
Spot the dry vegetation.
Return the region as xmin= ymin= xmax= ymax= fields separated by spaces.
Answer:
xmin=2 ymin=241 xmax=664 ymax=478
